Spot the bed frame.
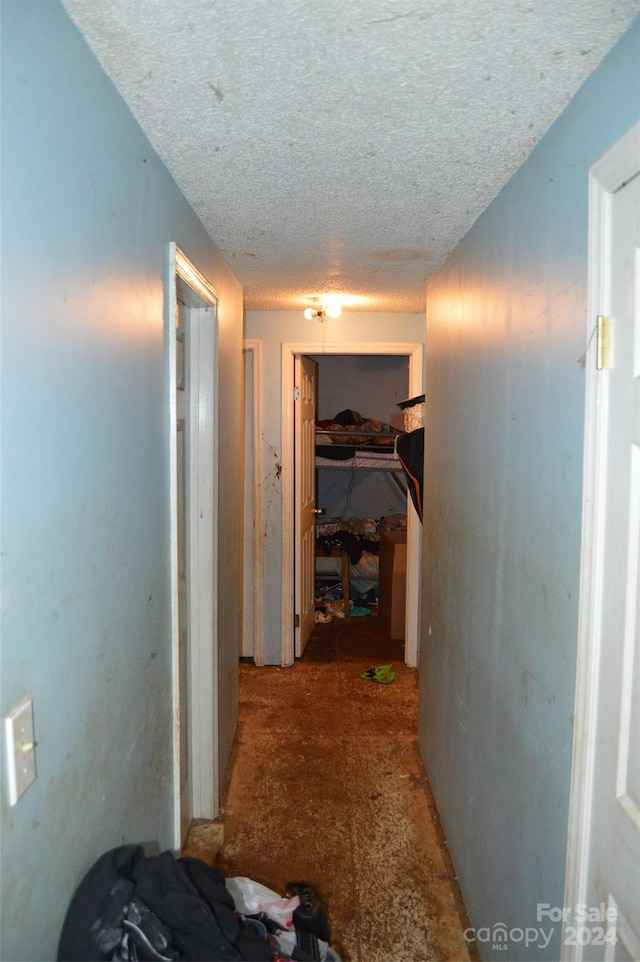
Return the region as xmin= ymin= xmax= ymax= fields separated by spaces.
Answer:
xmin=315 ymin=430 xmax=407 ymax=497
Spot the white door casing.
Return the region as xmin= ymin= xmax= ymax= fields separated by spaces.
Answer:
xmin=175 ymin=296 xmax=191 ymax=841
xmin=167 ymin=243 xmax=220 ymax=848
xmin=242 ymin=340 xmax=265 ymax=665
xmin=294 ymin=355 xmax=318 ymax=657
xmin=281 ymin=341 xmax=423 ymax=668
xmin=564 ymin=121 xmax=640 ymax=961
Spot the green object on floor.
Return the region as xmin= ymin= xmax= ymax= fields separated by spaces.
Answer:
xmin=350 ymin=606 xmax=372 ymax=617
xmin=360 ymin=663 xmax=395 ymax=684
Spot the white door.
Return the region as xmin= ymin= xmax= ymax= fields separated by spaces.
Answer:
xmin=565 ymin=122 xmax=640 ymax=961
xmin=294 ymin=355 xmax=318 ymax=656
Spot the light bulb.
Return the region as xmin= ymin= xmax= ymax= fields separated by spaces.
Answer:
xmin=323 ymin=297 xmax=342 ymax=319
xmin=304 ymin=307 xmax=316 ymax=320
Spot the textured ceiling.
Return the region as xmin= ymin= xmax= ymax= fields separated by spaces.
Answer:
xmin=63 ymin=0 xmax=639 ymax=312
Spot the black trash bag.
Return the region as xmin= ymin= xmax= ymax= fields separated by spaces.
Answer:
xmin=57 ymin=845 xmax=273 ymax=962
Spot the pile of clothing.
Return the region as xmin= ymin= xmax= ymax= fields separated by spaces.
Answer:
xmin=57 ymin=844 xmax=339 ymax=961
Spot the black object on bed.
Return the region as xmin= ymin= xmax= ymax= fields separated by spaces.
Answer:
xmin=396 ymin=428 xmax=424 ymax=522
xmin=314 ymin=444 xmax=356 ymax=460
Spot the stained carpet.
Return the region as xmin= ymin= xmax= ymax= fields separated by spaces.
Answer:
xmin=198 ymin=614 xmax=474 ymax=961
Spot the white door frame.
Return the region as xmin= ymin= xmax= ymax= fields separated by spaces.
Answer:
xmin=563 ymin=121 xmax=640 ymax=957
xmin=242 ymin=339 xmax=265 ymax=666
xmin=281 ymin=341 xmax=424 ymax=667
xmin=166 ymin=242 xmax=220 ymax=847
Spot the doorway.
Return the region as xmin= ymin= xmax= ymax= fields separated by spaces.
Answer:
xmin=282 ymin=340 xmax=424 ymax=668
xmin=242 ymin=340 xmax=265 ymax=665
xmin=166 ymin=243 xmax=220 ymax=848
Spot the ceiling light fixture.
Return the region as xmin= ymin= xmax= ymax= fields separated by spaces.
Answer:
xmin=304 ymin=296 xmax=342 ymax=322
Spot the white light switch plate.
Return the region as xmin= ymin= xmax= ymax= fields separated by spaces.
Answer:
xmin=5 ymin=698 xmax=36 ymax=805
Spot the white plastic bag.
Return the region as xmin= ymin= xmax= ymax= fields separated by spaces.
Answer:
xmin=226 ymin=876 xmax=300 ymax=930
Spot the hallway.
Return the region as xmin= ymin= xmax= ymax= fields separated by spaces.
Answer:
xmin=213 ymin=615 xmax=475 ymax=962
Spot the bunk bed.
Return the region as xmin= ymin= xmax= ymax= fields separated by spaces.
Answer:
xmin=315 ymin=430 xmax=407 ymax=497
xmin=315 ymin=407 xmax=408 ymax=497
xmin=315 ymin=403 xmax=424 ymax=521
xmin=313 ymin=406 xmax=424 ymax=615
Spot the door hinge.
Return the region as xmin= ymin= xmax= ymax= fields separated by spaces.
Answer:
xmin=294 ymin=613 xmax=300 ymax=628
xmin=596 ymin=314 xmax=612 ymax=370
xmin=293 ymin=386 xmax=300 ymax=400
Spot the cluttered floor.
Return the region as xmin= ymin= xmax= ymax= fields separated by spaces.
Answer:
xmin=184 ymin=612 xmax=476 ymax=962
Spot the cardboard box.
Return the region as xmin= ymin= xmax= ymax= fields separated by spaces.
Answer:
xmin=379 ymin=531 xmax=407 ymax=640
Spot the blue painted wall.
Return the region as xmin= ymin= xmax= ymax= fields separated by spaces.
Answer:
xmin=1 ymin=4 xmax=244 ymax=959
xmin=419 ymin=17 xmax=640 ymax=962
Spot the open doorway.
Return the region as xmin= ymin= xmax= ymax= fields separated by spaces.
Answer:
xmin=282 ymin=340 xmax=423 ymax=668
xmin=242 ymin=340 xmax=265 ymax=665
xmin=298 ymin=353 xmax=413 ymax=656
xmin=166 ymin=243 xmax=220 ymax=848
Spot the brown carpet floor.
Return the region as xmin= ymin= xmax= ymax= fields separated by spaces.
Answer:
xmin=194 ymin=613 xmax=474 ymax=961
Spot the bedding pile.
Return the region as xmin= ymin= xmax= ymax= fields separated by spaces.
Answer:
xmin=316 ymin=408 xmax=399 ymax=447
